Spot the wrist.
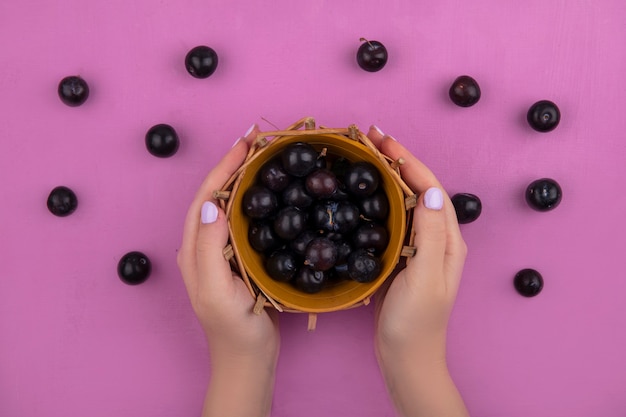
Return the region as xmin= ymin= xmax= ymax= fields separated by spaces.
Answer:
xmin=204 ymin=352 xmax=278 ymax=417
xmin=376 ymin=330 xmax=447 ymax=366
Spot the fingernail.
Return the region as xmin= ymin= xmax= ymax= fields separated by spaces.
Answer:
xmin=201 ymin=201 xmax=219 ymax=224
xmin=385 ymin=134 xmax=398 ymax=142
xmin=232 ymin=137 xmax=243 ymax=148
xmin=371 ymin=125 xmax=384 ymax=136
xmin=424 ymin=187 xmax=444 ymax=210
xmin=244 ymin=123 xmax=256 ymax=138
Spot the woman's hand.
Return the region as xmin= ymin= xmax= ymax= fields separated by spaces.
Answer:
xmin=367 ymin=126 xmax=470 ymax=417
xmin=177 ymin=125 xmax=279 ymax=417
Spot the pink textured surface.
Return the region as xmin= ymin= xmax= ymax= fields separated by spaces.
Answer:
xmin=1 ymin=1 xmax=625 ymax=415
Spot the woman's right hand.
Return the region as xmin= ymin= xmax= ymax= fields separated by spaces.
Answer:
xmin=367 ymin=127 xmax=470 ymax=417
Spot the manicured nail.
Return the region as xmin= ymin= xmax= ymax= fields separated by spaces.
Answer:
xmin=424 ymin=187 xmax=444 ymax=210
xmin=385 ymin=134 xmax=398 ymax=142
xmin=244 ymin=124 xmax=256 ymax=138
xmin=232 ymin=137 xmax=243 ymax=148
xmin=201 ymin=201 xmax=218 ymax=224
xmin=371 ymin=125 xmax=384 ymax=136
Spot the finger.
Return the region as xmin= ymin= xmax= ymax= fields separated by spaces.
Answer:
xmin=381 ymin=135 xmax=442 ymax=194
xmin=366 ymin=125 xmax=386 ymax=149
xmin=405 ymin=187 xmax=448 ymax=284
xmin=235 ymin=123 xmax=261 ymax=147
xmin=381 ymin=136 xmax=466 ymax=278
xmin=196 ymin=201 xmax=234 ymax=295
xmin=178 ymin=140 xmax=249 ymax=293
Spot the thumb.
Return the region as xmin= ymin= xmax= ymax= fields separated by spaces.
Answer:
xmin=196 ymin=201 xmax=234 ymax=293
xmin=406 ymin=187 xmax=448 ymax=279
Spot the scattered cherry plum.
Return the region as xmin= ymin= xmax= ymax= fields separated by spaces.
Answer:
xmin=514 ymin=268 xmax=544 ymax=297
xmin=449 ymin=75 xmax=481 ymax=107
xmin=451 ymin=193 xmax=482 ymax=224
xmin=47 ymin=186 xmax=78 ymax=217
xmin=58 ymin=75 xmax=89 ymax=107
xmin=526 ymin=178 xmax=562 ymax=211
xmin=356 ymin=38 xmax=388 ymax=72
xmin=117 ymin=251 xmax=151 ymax=285
xmin=527 ymin=100 xmax=560 ymax=132
xmin=185 ymin=45 xmax=219 ymax=78
xmin=145 ymin=124 xmax=179 ymax=158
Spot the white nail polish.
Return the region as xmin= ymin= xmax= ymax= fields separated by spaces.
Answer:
xmin=244 ymin=124 xmax=256 ymax=138
xmin=372 ymin=125 xmax=384 ymax=136
xmin=386 ymin=135 xmax=398 ymax=142
xmin=424 ymin=187 xmax=444 ymax=210
xmin=201 ymin=201 xmax=219 ymax=224
xmin=231 ymin=137 xmax=242 ymax=148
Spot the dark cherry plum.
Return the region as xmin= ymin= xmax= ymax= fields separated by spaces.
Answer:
xmin=335 ymin=240 xmax=352 ymax=263
xmin=311 ymin=201 xmax=360 ymax=234
xmin=293 ymin=266 xmax=327 ymax=293
xmin=304 ymin=237 xmax=338 ymax=271
xmin=527 ymin=100 xmax=560 ymax=132
xmin=242 ymin=143 xmax=392 ymax=294
xmin=266 ymin=251 xmax=298 ymax=282
xmin=145 ymin=124 xmax=179 ymax=158
xmin=315 ymin=153 xmax=327 ymax=169
xmin=248 ymin=221 xmax=282 ymax=253
xmin=449 ymin=75 xmax=481 ymax=107
xmin=291 ymin=230 xmax=319 ymax=256
xmin=356 ymin=38 xmax=388 ymax=72
xmin=282 ymin=180 xmax=314 ymax=208
xmin=331 ymin=157 xmax=351 ymax=181
xmin=514 ymin=268 xmax=544 ymax=297
xmin=332 ymin=262 xmax=351 ymax=281
xmin=281 ymin=142 xmax=318 ymax=177
xmin=273 ymin=206 xmax=307 ymax=240
xmin=353 ymin=222 xmax=389 ymax=254
xmin=243 ymin=185 xmax=278 ymax=219
xmin=359 ymin=192 xmax=389 ymax=221
xmin=345 ymin=161 xmax=380 ymax=197
xmin=526 ymin=178 xmax=562 ymax=211
xmin=58 ymin=75 xmax=89 ymax=106
xmin=47 ymin=186 xmax=78 ymax=217
xmin=347 ymin=249 xmax=381 ymax=283
xmin=117 ymin=251 xmax=151 ymax=285
xmin=185 ymin=46 xmax=219 ymax=78
xmin=305 ymin=168 xmax=338 ymax=199
xmin=451 ymin=193 xmax=482 ymax=224
xmin=330 ymin=186 xmax=349 ymax=201
xmin=260 ymin=158 xmax=291 ymax=192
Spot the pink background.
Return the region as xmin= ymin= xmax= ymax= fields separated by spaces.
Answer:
xmin=1 ymin=1 xmax=625 ymax=415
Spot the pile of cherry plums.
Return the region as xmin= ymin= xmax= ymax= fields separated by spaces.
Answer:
xmin=242 ymin=142 xmax=391 ymax=294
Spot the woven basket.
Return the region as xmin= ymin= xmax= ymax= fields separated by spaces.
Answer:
xmin=214 ymin=117 xmax=417 ymax=330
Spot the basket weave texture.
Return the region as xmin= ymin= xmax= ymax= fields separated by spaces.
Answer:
xmin=214 ymin=117 xmax=417 ymax=329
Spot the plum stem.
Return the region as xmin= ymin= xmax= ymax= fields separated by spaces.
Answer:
xmin=359 ymin=37 xmax=373 ymax=48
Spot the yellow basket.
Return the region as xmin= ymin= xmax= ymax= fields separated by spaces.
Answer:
xmin=214 ymin=117 xmax=416 ymax=330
